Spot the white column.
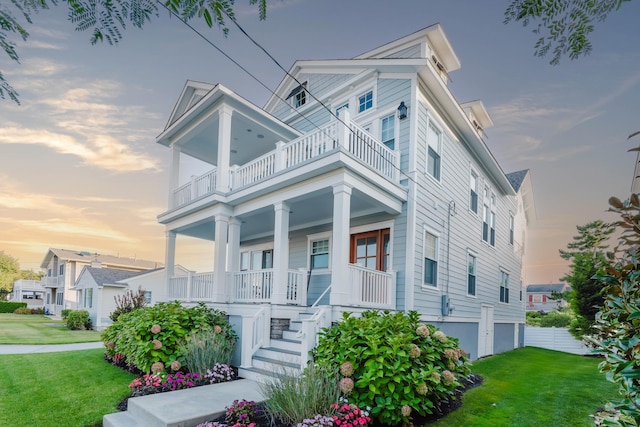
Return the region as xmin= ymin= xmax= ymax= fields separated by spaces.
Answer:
xmin=164 ymin=230 xmax=176 ymax=297
xmin=338 ymin=109 xmax=351 ymax=149
xmin=272 ymin=202 xmax=290 ymax=305
xmin=213 ymin=215 xmax=229 ymax=302
xmin=96 ymin=286 xmax=103 ymax=330
xmin=228 ymin=218 xmax=241 ymax=272
xmin=217 ymin=106 xmax=233 ymax=192
xmin=330 ymin=184 xmax=352 ymax=305
xmin=168 ymin=144 xmax=181 ymax=208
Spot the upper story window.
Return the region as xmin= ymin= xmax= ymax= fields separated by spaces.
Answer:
xmin=482 ymin=187 xmax=496 ymax=246
xmin=500 ymin=270 xmax=510 ymax=303
xmin=310 ymin=239 xmax=330 ymax=269
xmin=470 ymin=171 xmax=478 ymax=214
xmin=286 ymin=81 xmax=308 ymax=109
xmin=59 ymin=264 xmax=64 ymax=275
xmin=427 ymin=122 xmax=441 ymax=181
xmin=358 ymin=90 xmax=373 ymax=113
xmin=467 ymin=253 xmax=477 ymax=296
xmin=381 ymin=114 xmax=395 ymax=150
xmin=423 ymin=231 xmax=438 ymax=287
xmin=295 ymin=91 xmax=306 ymax=108
xmin=509 ymin=214 xmax=515 ymax=245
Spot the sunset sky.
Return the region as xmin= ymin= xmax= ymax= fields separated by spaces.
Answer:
xmin=1 ymin=0 xmax=639 ymax=284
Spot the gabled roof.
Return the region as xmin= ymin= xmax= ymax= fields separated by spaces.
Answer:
xmin=40 ymin=248 xmax=161 ymax=270
xmin=506 ymin=169 xmax=528 ymax=192
xmin=77 ymin=266 xmax=149 ymax=288
xmin=506 ymin=169 xmax=537 ymax=225
xmin=526 ymin=283 xmax=569 ymax=293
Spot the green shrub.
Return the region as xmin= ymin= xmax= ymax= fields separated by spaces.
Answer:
xmin=539 ymin=310 xmax=574 ymax=328
xmin=261 ymin=364 xmax=340 ymax=426
xmin=109 ymin=286 xmax=147 ymax=322
xmin=101 ymin=301 xmax=236 ymax=373
xmin=30 ymin=308 xmax=44 ymax=315
xmin=0 ymin=302 xmax=27 ymax=313
xmin=180 ymin=327 xmax=236 ymax=375
xmin=65 ymin=310 xmax=91 ymax=330
xmin=526 ymin=311 xmax=542 ymax=326
xmin=311 ymin=310 xmax=471 ymax=426
xmin=61 ymin=309 xmax=72 ymax=320
xmin=13 ymin=307 xmax=31 ymax=314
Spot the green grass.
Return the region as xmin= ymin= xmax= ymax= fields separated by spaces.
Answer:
xmin=431 ymin=347 xmax=620 ymax=427
xmin=0 ymin=313 xmax=101 ymax=344
xmin=0 ymin=348 xmax=135 ymax=426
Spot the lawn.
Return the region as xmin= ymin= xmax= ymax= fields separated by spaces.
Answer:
xmin=0 ymin=313 xmax=101 ymax=344
xmin=432 ymin=347 xmax=620 ymax=426
xmin=0 ymin=348 xmax=134 ymax=426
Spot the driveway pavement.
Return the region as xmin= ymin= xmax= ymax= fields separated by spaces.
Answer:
xmin=0 ymin=341 xmax=104 ymax=354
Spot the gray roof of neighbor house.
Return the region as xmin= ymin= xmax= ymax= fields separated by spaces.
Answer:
xmin=526 ymin=284 xmax=568 ymax=293
xmin=80 ymin=266 xmax=155 ymax=287
xmin=506 ymin=169 xmax=529 ymax=192
xmin=40 ymin=248 xmax=162 ymax=270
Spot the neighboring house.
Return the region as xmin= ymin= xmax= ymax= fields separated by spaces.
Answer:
xmin=155 ymin=24 xmax=535 ymax=378
xmin=73 ymin=265 xmax=189 ymax=330
xmin=526 ymin=283 xmax=570 ymax=312
xmin=40 ymin=248 xmax=162 ymax=316
xmin=9 ymin=280 xmax=46 ymax=309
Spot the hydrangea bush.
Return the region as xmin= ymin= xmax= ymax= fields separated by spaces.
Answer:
xmin=101 ymin=301 xmax=237 ymax=373
xmin=311 ymin=310 xmax=471 ymax=425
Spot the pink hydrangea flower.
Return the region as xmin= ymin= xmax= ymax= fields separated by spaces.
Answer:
xmin=150 ymin=324 xmax=161 ymax=334
xmin=339 ymin=377 xmax=354 ymax=394
xmin=151 ymin=361 xmax=165 ymax=373
xmin=401 ymin=405 xmax=412 ymax=417
xmin=442 ymin=370 xmax=455 ymax=385
xmin=408 ymin=344 xmax=421 ymax=359
xmin=416 ymin=324 xmax=430 ymax=337
xmin=340 ymin=361 xmax=354 ymax=377
xmin=444 ymin=349 xmax=455 ymax=359
xmin=106 ymin=341 xmax=115 ymax=349
xmin=213 ymin=325 xmax=222 ymax=334
xmin=433 ymin=330 xmax=448 ymax=343
xmin=431 ymin=371 xmax=441 ymax=383
xmin=416 ymin=383 xmax=428 ymax=395
xmin=170 ymin=360 xmax=182 ymax=371
xmin=152 ymin=339 xmax=162 ymax=350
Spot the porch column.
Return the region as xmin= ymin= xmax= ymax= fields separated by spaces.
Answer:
xmin=337 ymin=109 xmax=351 ymax=149
xmin=168 ymin=143 xmax=181 ymax=208
xmin=330 ymin=184 xmax=352 ymax=306
xmin=272 ymin=202 xmax=290 ymax=305
xmin=164 ymin=230 xmax=176 ymax=297
xmin=213 ymin=215 xmax=229 ymax=302
xmin=217 ymin=106 xmax=233 ymax=192
xmin=227 ymin=218 xmax=241 ymax=272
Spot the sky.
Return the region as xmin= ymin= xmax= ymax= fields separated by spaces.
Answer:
xmin=1 ymin=0 xmax=639 ymax=285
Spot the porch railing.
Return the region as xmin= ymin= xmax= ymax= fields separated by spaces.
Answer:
xmin=241 ymin=305 xmax=271 ymax=368
xmin=168 ymin=272 xmax=215 ymax=301
xmin=170 ymin=116 xmax=398 ymax=210
xmin=286 ymin=269 xmax=307 ymax=305
xmin=231 ymin=270 xmax=273 ymax=303
xmin=299 ymin=306 xmax=332 ymax=368
xmin=349 ymin=264 xmax=396 ymax=309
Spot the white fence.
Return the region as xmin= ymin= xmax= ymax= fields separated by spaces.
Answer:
xmin=524 ymin=326 xmax=591 ymax=355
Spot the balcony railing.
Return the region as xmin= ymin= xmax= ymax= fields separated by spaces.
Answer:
xmin=170 ymin=116 xmax=398 ymax=209
xmin=41 ymin=276 xmax=63 ymax=287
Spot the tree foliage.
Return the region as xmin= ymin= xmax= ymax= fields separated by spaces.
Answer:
xmin=0 ymin=251 xmax=21 ymax=292
xmin=559 ymin=220 xmax=615 ymax=338
xmin=1 ymin=0 xmax=267 ymax=104
xmin=504 ymin=0 xmax=632 ymax=65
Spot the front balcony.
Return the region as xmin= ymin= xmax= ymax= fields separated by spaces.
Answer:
xmin=167 ymin=264 xmax=396 ymax=310
xmin=41 ymin=276 xmax=63 ymax=288
xmin=168 ymin=116 xmax=399 ymax=211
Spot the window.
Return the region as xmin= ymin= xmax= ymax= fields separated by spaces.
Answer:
xmin=533 ymin=294 xmax=542 ymax=303
xmin=48 ymin=269 xmax=52 ymax=277
xmin=240 ymin=252 xmax=249 ymax=271
xmin=240 ymin=249 xmax=273 ymax=270
xmin=59 ymin=264 xmax=64 ymax=275
xmin=467 ymin=253 xmax=477 ymax=296
xmin=351 ymin=229 xmax=390 ymax=271
xmin=358 ymin=91 xmax=373 ymax=113
xmin=470 ymin=172 xmax=478 ymax=213
xmin=295 ymin=90 xmax=306 ymax=108
xmin=144 ymin=291 xmax=152 ymax=304
xmin=84 ymin=288 xmax=92 ymax=308
xmin=427 ymin=122 xmax=441 ymax=180
xmin=500 ymin=271 xmax=509 ymax=303
xmin=56 ymin=292 xmax=63 ymax=305
xmin=424 ymin=231 xmax=438 ymax=286
xmin=509 ymin=214 xmax=515 ymax=245
xmin=381 ymin=114 xmax=395 ymax=149
xmin=482 ymin=187 xmax=496 ymax=246
xmin=310 ymin=239 xmax=329 ymax=269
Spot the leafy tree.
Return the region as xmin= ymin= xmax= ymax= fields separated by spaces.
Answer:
xmin=0 ymin=251 xmax=21 ymax=293
xmin=1 ymin=0 xmax=266 ymax=104
xmin=559 ymin=220 xmax=615 ymax=338
xmin=504 ymin=0 xmax=632 ymax=65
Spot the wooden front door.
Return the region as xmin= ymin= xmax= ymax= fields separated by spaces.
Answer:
xmin=350 ymin=229 xmax=390 ymax=271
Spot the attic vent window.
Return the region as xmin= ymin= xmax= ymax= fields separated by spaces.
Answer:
xmin=286 ymin=82 xmax=308 ymax=108
xmin=431 ymin=55 xmax=446 ymax=72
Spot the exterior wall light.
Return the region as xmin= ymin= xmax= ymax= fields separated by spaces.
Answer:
xmin=397 ymin=101 xmax=408 ymax=120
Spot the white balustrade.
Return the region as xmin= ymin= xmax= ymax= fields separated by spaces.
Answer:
xmin=232 ymin=270 xmax=273 ymax=303
xmin=285 ymin=269 xmax=307 ymax=305
xmin=241 ymin=305 xmax=271 ymax=368
xmin=349 ymin=264 xmax=396 ymax=309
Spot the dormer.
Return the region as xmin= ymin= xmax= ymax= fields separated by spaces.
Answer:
xmin=461 ymin=100 xmax=493 ymax=137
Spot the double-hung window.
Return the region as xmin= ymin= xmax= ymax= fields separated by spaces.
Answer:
xmin=470 ymin=172 xmax=478 ymax=213
xmin=381 ymin=114 xmax=395 ymax=150
xmin=482 ymin=187 xmax=496 ymax=246
xmin=84 ymin=288 xmax=92 ymax=308
xmin=427 ymin=122 xmax=441 ymax=180
xmin=295 ymin=91 xmax=306 ymax=108
xmin=144 ymin=291 xmax=152 ymax=304
xmin=310 ymin=239 xmax=330 ymax=269
xmin=467 ymin=253 xmax=477 ymax=296
xmin=500 ymin=271 xmax=509 ymax=303
xmin=509 ymin=214 xmax=515 ymax=245
xmin=424 ymin=231 xmax=438 ymax=287
xmin=358 ymin=90 xmax=373 ymax=113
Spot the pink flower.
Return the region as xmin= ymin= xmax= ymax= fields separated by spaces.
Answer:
xmin=340 ymin=361 xmax=354 ymax=377
xmin=408 ymin=344 xmax=421 ymax=359
xmin=442 ymin=370 xmax=455 ymax=385
xmin=433 ymin=330 xmax=448 ymax=343
xmin=401 ymin=405 xmax=412 ymax=417
xmin=152 ymin=339 xmax=162 ymax=350
xmin=431 ymin=371 xmax=441 ymax=383
xmin=151 ymin=361 xmax=165 ymax=373
xmin=106 ymin=341 xmax=115 ymax=349
xmin=416 ymin=383 xmax=428 ymax=395
xmin=170 ymin=360 xmax=182 ymax=371
xmin=214 ymin=325 xmax=222 ymax=334
xmin=444 ymin=349 xmax=455 ymax=359
xmin=150 ymin=324 xmax=161 ymax=334
xmin=339 ymin=377 xmax=354 ymax=394
xmin=416 ymin=324 xmax=430 ymax=337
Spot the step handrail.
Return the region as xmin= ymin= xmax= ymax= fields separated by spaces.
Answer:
xmin=298 ymin=306 xmax=332 ymax=368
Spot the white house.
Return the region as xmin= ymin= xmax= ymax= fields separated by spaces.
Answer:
xmin=40 ymin=248 xmax=162 ymax=316
xmin=9 ymin=279 xmax=45 ymax=309
xmin=155 ymin=24 xmax=535 ymax=379
xmin=73 ymin=264 xmax=189 ymax=330
xmin=526 ymin=283 xmax=570 ymax=312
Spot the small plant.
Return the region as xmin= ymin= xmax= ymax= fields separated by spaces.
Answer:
xmin=163 ymin=372 xmax=200 ymax=391
xmin=225 ymin=399 xmax=259 ymax=426
xmin=204 ymin=363 xmax=235 ymax=384
xmin=538 ymin=310 xmax=574 ymax=328
xmin=110 ymin=286 xmax=148 ymax=322
xmin=128 ymin=373 xmax=164 ymax=397
xmin=180 ymin=326 xmax=236 ymax=375
xmin=13 ymin=307 xmax=32 ymax=314
xmin=330 ymin=401 xmax=371 ymax=427
xmin=296 ymin=414 xmax=335 ymax=427
xmin=65 ymin=310 xmax=91 ymax=330
xmin=60 ymin=308 xmax=72 ymax=319
xmin=261 ymin=364 xmax=340 ymax=426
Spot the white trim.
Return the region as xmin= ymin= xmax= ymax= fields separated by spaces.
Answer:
xmin=306 ymin=231 xmax=332 ymax=271
xmin=466 ymin=250 xmax=477 ymax=297
xmin=421 ymin=224 xmax=440 ymax=290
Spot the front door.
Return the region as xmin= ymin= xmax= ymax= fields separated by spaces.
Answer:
xmin=478 ymin=304 xmax=494 ymax=358
xmin=350 ymin=228 xmax=390 ymax=271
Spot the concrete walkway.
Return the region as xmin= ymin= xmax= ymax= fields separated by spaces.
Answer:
xmin=0 ymin=341 xmax=104 ymax=354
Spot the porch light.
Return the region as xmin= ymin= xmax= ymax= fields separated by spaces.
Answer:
xmin=397 ymin=101 xmax=407 ymax=120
